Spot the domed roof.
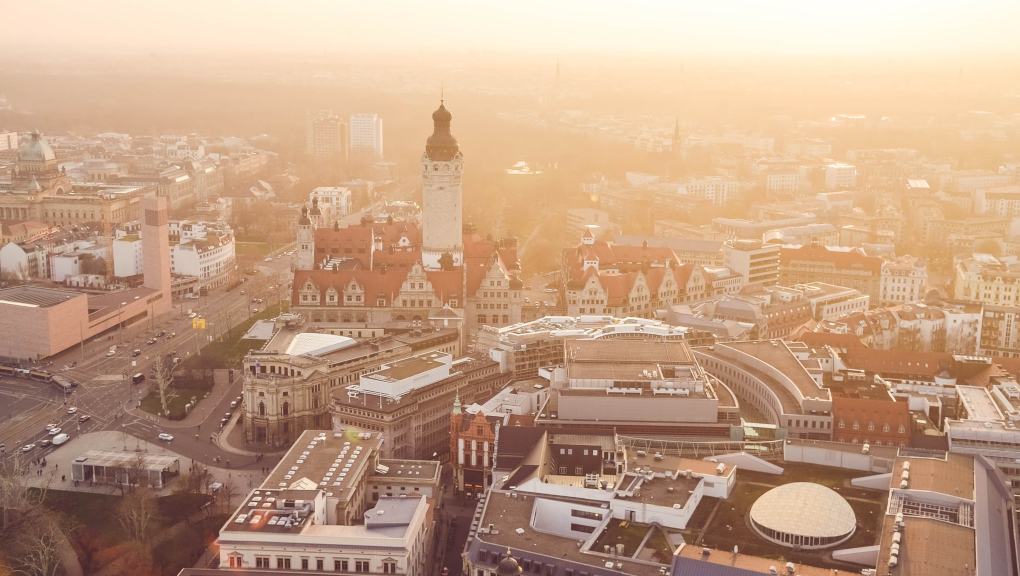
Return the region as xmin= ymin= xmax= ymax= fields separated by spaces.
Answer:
xmin=425 ymin=101 xmax=459 ymax=161
xmin=19 ymin=130 xmax=56 ymax=163
xmin=495 ymin=550 xmax=522 ymax=576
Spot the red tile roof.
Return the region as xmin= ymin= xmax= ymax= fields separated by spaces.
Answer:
xmin=780 ymin=244 xmax=883 ymax=274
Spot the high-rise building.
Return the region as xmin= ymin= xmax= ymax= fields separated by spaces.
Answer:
xmin=305 ymin=110 xmax=333 ymax=153
xmin=349 ymin=113 xmax=384 ymax=163
xmin=141 ymin=196 xmax=173 ymax=316
xmin=311 ymin=114 xmax=348 ymax=179
xmin=420 ymin=102 xmax=463 ymax=270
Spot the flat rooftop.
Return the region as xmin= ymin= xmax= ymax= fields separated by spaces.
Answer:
xmin=893 ymin=453 xmax=974 ymax=499
xmin=675 ymin=544 xmax=843 ymax=576
xmin=875 ymin=514 xmax=975 ymax=576
xmin=567 ymin=339 xmax=695 ymax=365
xmin=87 ymin=287 xmax=159 ymax=319
xmin=374 ymin=459 xmax=440 ymax=480
xmin=367 ymin=351 xmax=447 ymax=381
xmin=0 ymin=285 xmax=85 ymax=308
xmin=694 ymin=347 xmax=804 ymax=414
xmin=957 ymin=385 xmax=1003 ymax=421
xmin=473 ymin=495 xmax=665 ymax=576
xmin=262 ymin=430 xmax=381 ymax=502
xmin=719 ymin=341 xmax=828 ymax=400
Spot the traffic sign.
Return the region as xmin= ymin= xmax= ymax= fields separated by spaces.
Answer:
xmin=192 ymin=318 xmax=206 ymax=329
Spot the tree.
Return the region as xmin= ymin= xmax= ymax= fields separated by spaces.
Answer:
xmin=153 ymin=356 xmax=178 ymax=419
xmin=174 ymin=467 xmax=213 ymax=497
xmin=117 ymin=491 xmax=158 ymax=542
xmin=218 ymin=478 xmax=239 ymax=515
xmin=9 ymin=517 xmax=64 ymax=576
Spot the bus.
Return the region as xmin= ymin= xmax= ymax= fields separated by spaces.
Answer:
xmin=28 ymin=370 xmax=52 ymax=383
xmin=0 ymin=365 xmax=14 ymax=377
xmin=132 ymin=373 xmax=146 ymax=385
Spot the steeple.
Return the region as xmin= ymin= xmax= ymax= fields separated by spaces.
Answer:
xmin=425 ymin=99 xmax=458 ymax=161
xmin=673 ymin=115 xmax=681 ymax=143
xmin=452 ymin=390 xmax=462 ymax=415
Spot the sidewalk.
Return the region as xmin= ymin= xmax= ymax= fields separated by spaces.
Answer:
xmin=23 ymin=431 xmax=271 ymax=497
xmin=213 ymin=407 xmax=287 ymax=457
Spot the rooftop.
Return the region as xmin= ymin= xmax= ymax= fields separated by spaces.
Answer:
xmin=261 ymin=430 xmax=382 ymax=503
xmin=0 ymin=285 xmax=85 ymax=308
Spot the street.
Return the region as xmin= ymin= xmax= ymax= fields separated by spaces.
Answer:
xmin=0 ymin=248 xmax=295 ymax=471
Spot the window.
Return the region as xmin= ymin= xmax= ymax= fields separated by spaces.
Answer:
xmin=571 ymin=523 xmax=596 ymax=533
xmin=571 ymin=509 xmax=602 ymax=520
xmin=335 ymin=560 xmax=348 ymax=571
xmin=317 ymin=559 xmax=324 ymax=570
xmin=356 ymin=560 xmax=370 ymax=573
xmin=277 ymin=558 xmax=291 ymax=569
xmin=838 ymin=420 xmax=845 ymax=429
xmin=558 ymin=466 xmax=567 ymax=474
xmin=256 ymin=557 xmax=270 ymax=569
xmin=867 ymin=422 xmax=875 ymax=432
xmin=852 ymin=421 xmax=860 ymax=430
xmin=302 ymin=558 xmax=309 ymax=570
xmin=883 ymin=423 xmax=890 ymax=433
xmin=574 ymin=467 xmax=583 ymax=475
xmin=383 ymin=561 xmax=397 ymax=574
xmin=898 ymin=425 xmax=906 ymax=434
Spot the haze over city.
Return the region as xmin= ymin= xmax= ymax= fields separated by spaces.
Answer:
xmin=1 ymin=3 xmax=1020 ymax=576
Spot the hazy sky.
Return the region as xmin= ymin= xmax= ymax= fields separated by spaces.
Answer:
xmin=4 ymin=0 xmax=1019 ymax=57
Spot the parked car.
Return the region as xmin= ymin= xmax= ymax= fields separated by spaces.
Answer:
xmin=230 ymin=400 xmax=238 ymax=408
xmin=156 ymin=331 xmax=165 ymax=337
xmin=167 ymin=332 xmax=176 ymax=339
xmin=158 ymin=433 xmax=174 ymax=442
xmin=45 ymin=423 xmax=56 ymax=430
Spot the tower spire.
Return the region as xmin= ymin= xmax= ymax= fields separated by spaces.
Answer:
xmin=441 ymin=82 xmax=444 ymax=105
xmin=452 ymin=389 xmax=462 ymax=415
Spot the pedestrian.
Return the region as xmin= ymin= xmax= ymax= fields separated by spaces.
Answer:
xmin=62 ymin=475 xmax=65 ymax=482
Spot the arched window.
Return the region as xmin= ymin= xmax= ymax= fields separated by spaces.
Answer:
xmin=882 ymin=423 xmax=890 ymax=433
xmin=852 ymin=421 xmax=860 ymax=430
xmin=259 ymin=402 xmax=265 ymax=416
xmin=282 ymin=402 xmax=290 ymax=417
xmin=898 ymin=425 xmax=906 ymax=434
xmin=838 ymin=420 xmax=845 ymax=429
xmin=867 ymin=422 xmax=875 ymax=432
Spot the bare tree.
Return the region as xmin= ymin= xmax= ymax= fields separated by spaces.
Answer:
xmin=0 ymin=450 xmax=36 ymax=532
xmin=173 ymin=466 xmax=213 ymax=496
xmin=117 ymin=491 xmax=158 ymax=542
xmin=218 ymin=478 xmax=239 ymax=515
xmin=10 ymin=516 xmax=65 ymax=576
xmin=153 ymin=356 xmax=178 ymax=419
xmin=15 ymin=262 xmax=30 ymax=282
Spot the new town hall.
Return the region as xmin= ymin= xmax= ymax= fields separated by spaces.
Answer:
xmin=291 ymin=102 xmax=524 ymax=337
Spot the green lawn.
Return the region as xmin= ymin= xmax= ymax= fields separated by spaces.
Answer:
xmin=592 ymin=519 xmax=650 ymax=557
xmin=177 ymin=303 xmax=284 ymax=370
xmin=699 ymin=477 xmax=885 ymax=570
xmin=140 ymin=386 xmax=211 ymax=420
xmin=641 ymin=526 xmax=675 ymax=564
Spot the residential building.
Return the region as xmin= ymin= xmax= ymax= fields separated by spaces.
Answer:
xmin=780 ymin=244 xmax=883 ymax=302
xmin=349 ymin=113 xmax=384 ymax=164
xmin=824 ymin=163 xmax=856 ymax=189
xmin=305 ymin=110 xmax=334 ymax=153
xmin=309 ymin=187 xmax=352 ymax=224
xmin=879 ymin=256 xmax=928 ymax=306
xmin=954 ymin=253 xmax=1020 ymax=307
xmin=311 ymin=114 xmax=348 ymax=179
xmin=722 ymin=239 xmax=780 ymax=287
xmin=564 ymin=208 xmax=619 ymax=238
xmin=979 ymin=305 xmax=1020 ymax=358
xmin=0 ymin=130 xmax=16 ymax=151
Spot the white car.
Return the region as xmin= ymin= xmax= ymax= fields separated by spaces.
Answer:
xmin=45 ymin=423 xmax=56 ymax=430
xmin=67 ymin=407 xmax=77 ymax=414
xmin=48 ymin=428 xmax=61 ymax=436
xmin=22 ymin=444 xmax=35 ymax=452
xmin=158 ymin=433 xmax=174 ymax=442
xmin=264 ymin=257 xmax=273 ymax=262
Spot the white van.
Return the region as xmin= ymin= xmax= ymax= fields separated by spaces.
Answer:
xmin=52 ymin=433 xmax=69 ymax=446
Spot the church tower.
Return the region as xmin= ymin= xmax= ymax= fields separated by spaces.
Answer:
xmin=296 ymin=206 xmax=314 ymax=270
xmin=421 ymin=99 xmax=463 ymax=270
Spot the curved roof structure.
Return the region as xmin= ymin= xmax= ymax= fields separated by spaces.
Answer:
xmin=750 ymin=482 xmax=855 ymax=540
xmin=19 ymin=130 xmax=56 ymax=162
xmin=285 ymin=333 xmax=357 ymax=357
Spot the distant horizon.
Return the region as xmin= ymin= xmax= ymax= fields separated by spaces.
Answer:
xmin=4 ymin=0 xmax=1020 ymax=58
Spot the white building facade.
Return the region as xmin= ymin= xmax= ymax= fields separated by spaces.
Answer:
xmin=349 ymin=113 xmax=384 ymax=163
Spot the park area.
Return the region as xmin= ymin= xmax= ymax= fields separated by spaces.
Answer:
xmin=138 ymin=304 xmax=283 ymax=419
xmin=37 ymin=489 xmax=225 ymax=575
xmin=685 ymin=462 xmax=886 ymax=571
